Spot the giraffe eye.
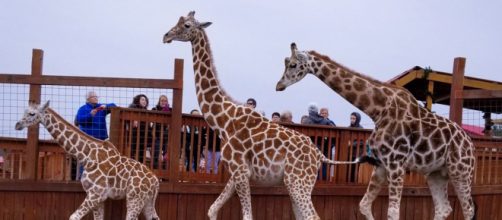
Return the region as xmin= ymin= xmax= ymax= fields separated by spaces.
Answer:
xmin=289 ymin=63 xmax=297 ymax=68
xmin=28 ymin=113 xmax=35 ymax=116
xmin=184 ymin=24 xmax=191 ymax=28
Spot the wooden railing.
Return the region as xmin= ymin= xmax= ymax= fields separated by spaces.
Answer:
xmin=3 ymin=107 xmax=502 ymax=187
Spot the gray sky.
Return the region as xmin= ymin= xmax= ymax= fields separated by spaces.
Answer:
xmin=1 ymin=0 xmax=501 ymax=128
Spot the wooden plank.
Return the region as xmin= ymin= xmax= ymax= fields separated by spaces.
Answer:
xmin=463 ymin=90 xmax=502 ymax=99
xmin=273 ymin=194 xmax=284 ymax=220
xmin=0 ymin=74 xmax=180 ymax=89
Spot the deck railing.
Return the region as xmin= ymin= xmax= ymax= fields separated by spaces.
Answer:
xmin=2 ymin=107 xmax=502 ymax=187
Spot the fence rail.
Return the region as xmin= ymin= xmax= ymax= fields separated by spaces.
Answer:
xmin=2 ymin=109 xmax=502 ymax=186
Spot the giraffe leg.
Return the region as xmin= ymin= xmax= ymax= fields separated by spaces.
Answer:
xmin=92 ymin=202 xmax=105 ymax=220
xmin=359 ymin=166 xmax=387 ymax=220
xmin=142 ymin=195 xmax=159 ymax=220
xmin=426 ymin=169 xmax=452 ymax=220
xmin=386 ymin=167 xmax=405 ymax=220
xmin=126 ymin=196 xmax=146 ymax=220
xmin=450 ymin=173 xmax=475 ymax=220
xmin=284 ymin=174 xmax=320 ymax=220
xmin=233 ymin=174 xmax=253 ymax=220
xmin=208 ymin=178 xmax=236 ymax=220
xmin=69 ymin=193 xmax=104 ymax=220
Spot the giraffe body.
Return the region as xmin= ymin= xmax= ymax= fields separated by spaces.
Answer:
xmin=276 ymin=43 xmax=476 ymax=220
xmin=163 ymin=12 xmax=363 ymax=220
xmin=15 ymin=102 xmax=160 ymax=220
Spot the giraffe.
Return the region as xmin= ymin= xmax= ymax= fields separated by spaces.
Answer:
xmin=275 ymin=43 xmax=477 ymax=220
xmin=162 ymin=11 xmax=372 ymax=220
xmin=15 ymin=101 xmax=160 ymax=220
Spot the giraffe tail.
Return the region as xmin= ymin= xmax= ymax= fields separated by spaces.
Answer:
xmin=319 ymin=154 xmax=360 ymax=165
xmin=320 ymin=155 xmax=381 ymax=166
xmin=355 ymin=155 xmax=381 ymax=166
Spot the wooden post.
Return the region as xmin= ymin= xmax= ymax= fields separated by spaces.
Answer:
xmin=25 ymin=49 xmax=43 ymax=180
xmin=168 ymin=59 xmax=184 ymax=184
xmin=109 ymin=107 xmax=121 ymax=152
xmin=449 ymin=57 xmax=466 ymax=125
xmin=426 ymin=80 xmax=434 ymax=111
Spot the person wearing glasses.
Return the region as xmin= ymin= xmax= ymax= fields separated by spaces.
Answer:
xmin=245 ymin=97 xmax=265 ymax=116
xmin=245 ymin=98 xmax=257 ymax=109
xmin=74 ymin=91 xmax=116 ymax=179
xmin=76 ymin=91 xmax=116 ymax=140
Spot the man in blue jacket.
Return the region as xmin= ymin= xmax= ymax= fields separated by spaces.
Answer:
xmin=76 ymin=91 xmax=117 ymax=140
xmin=74 ymin=91 xmax=116 ymax=180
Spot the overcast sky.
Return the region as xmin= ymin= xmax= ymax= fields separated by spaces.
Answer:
xmin=1 ymin=0 xmax=501 ymax=128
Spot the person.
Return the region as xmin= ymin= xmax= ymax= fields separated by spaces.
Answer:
xmin=304 ymin=103 xmax=335 ymax=126
xmin=128 ymin=94 xmax=150 ymax=164
xmin=300 ymin=115 xmax=309 ymax=124
xmin=202 ymin=127 xmax=222 ymax=174
xmin=320 ymin=107 xmax=336 ymax=126
xmin=271 ymin=112 xmax=281 ymax=123
xmin=246 ymin=97 xmax=265 ymax=116
xmin=348 ymin=112 xmax=365 ymax=182
xmin=151 ymin=95 xmax=172 ymax=169
xmin=349 ymin=112 xmax=363 ymax=128
xmin=75 ymin=91 xmax=117 ymax=180
xmin=280 ymin=110 xmax=293 ymax=123
xmin=76 ymin=91 xmax=117 ymax=140
xmin=184 ymin=109 xmax=202 ymax=172
xmin=245 ymin=98 xmax=257 ymax=109
xmin=304 ymin=103 xmax=335 ymax=180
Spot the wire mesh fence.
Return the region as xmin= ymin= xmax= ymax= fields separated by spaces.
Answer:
xmin=0 ymin=83 xmax=174 ymax=181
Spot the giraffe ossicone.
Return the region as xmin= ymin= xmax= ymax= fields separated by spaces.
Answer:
xmin=15 ymin=101 xmax=160 ymax=220
xmin=277 ymin=43 xmax=476 ymax=220
xmin=163 ymin=12 xmax=371 ymax=220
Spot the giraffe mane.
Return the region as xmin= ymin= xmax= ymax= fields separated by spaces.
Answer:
xmin=46 ymin=108 xmax=105 ymax=143
xmin=200 ymin=31 xmax=242 ymax=106
xmin=308 ymin=50 xmax=412 ymax=93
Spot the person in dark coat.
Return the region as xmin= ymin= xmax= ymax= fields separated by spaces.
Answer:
xmin=128 ymin=94 xmax=150 ymax=164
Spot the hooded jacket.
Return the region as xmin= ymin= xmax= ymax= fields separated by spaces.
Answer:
xmin=350 ymin=112 xmax=363 ymax=128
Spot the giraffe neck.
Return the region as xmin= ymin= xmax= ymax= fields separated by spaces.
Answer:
xmin=190 ymin=30 xmax=233 ymax=135
xmin=41 ymin=108 xmax=96 ymax=163
xmin=307 ymin=51 xmax=401 ymax=123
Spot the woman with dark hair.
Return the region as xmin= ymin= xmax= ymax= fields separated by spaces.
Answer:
xmin=128 ymin=94 xmax=150 ymax=164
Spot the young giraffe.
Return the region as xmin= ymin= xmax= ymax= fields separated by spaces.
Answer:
xmin=163 ymin=12 xmax=369 ymax=220
xmin=276 ymin=43 xmax=476 ymax=220
xmin=15 ymin=101 xmax=160 ymax=220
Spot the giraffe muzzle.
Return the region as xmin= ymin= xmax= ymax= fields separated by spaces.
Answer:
xmin=15 ymin=122 xmax=24 ymax=130
xmin=276 ymin=82 xmax=286 ymax=91
xmin=163 ymin=34 xmax=173 ymax=44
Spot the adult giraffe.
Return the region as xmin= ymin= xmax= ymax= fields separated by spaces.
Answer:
xmin=276 ymin=43 xmax=476 ymax=220
xmin=15 ymin=101 xmax=159 ymax=220
xmin=163 ymin=12 xmax=371 ymax=220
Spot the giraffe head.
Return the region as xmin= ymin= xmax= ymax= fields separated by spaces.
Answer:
xmin=276 ymin=43 xmax=311 ymax=91
xmin=15 ymin=101 xmax=50 ymax=130
xmin=163 ymin=11 xmax=212 ymax=43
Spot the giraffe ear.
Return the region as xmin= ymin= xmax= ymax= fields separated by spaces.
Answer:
xmin=290 ymin=42 xmax=298 ymax=51
xmin=40 ymin=100 xmax=50 ymax=111
xmin=290 ymin=42 xmax=298 ymax=58
xmin=200 ymin=22 xmax=212 ymax=28
xmin=284 ymin=57 xmax=290 ymax=66
xmin=187 ymin=11 xmax=195 ymax=18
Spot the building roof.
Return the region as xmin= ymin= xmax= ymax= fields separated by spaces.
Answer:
xmin=388 ymin=66 xmax=502 ymax=114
